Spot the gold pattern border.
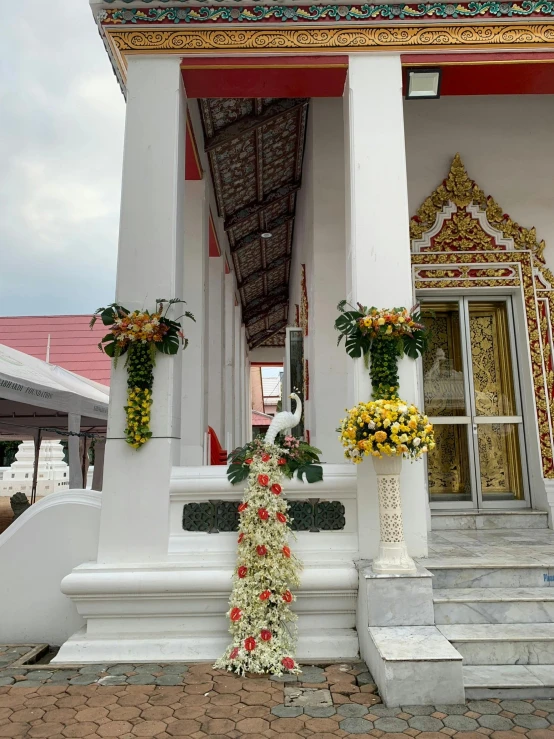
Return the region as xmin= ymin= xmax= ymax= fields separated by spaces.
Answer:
xmin=104 ymin=24 xmax=554 ymax=79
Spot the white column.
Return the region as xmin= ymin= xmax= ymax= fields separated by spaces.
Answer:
xmin=180 ymin=179 xmax=208 ymax=465
xmin=345 ymin=55 xmax=427 ymax=558
xmin=68 ymin=413 xmax=82 ymax=489
xmin=224 ymin=273 xmax=236 ymax=452
xmin=240 ymin=326 xmax=247 ymax=446
xmin=244 ymin=354 xmax=251 ymax=443
xmin=234 ymin=305 xmax=242 ymax=445
xmin=207 ymin=256 xmax=225 ymax=442
xmin=306 ymin=98 xmax=348 ymax=462
xmin=91 ymin=438 xmax=106 ymax=492
xmin=98 ymin=56 xmax=185 ymax=563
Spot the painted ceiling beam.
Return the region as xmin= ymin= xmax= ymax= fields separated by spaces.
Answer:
xmin=244 ymin=300 xmax=290 ymax=328
xmin=238 ymin=255 xmax=291 ymax=290
xmin=231 ymin=215 xmax=295 ymax=255
xmin=205 ymin=98 xmax=308 ymax=152
xmin=249 ymin=318 xmax=289 ymax=349
xmin=241 ymin=285 xmax=289 ymax=321
xmin=225 ymin=182 xmax=300 ymax=230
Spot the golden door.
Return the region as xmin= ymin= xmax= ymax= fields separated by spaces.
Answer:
xmin=422 ymin=299 xmax=526 ymax=507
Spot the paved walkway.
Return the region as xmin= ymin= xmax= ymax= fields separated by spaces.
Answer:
xmin=2 ymin=647 xmax=554 ymax=738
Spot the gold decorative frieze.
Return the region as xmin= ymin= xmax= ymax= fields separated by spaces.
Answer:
xmin=103 ymin=23 xmax=554 ymax=78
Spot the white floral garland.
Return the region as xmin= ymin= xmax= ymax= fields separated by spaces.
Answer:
xmin=215 ymin=444 xmax=301 ymax=676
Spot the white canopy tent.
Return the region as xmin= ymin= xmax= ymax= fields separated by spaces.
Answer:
xmin=0 ymin=344 xmax=109 ymax=496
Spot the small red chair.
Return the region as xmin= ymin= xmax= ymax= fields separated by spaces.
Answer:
xmin=208 ymin=426 xmax=227 ymax=465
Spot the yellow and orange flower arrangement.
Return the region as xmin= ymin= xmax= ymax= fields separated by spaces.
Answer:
xmin=338 ymin=398 xmax=435 ymax=462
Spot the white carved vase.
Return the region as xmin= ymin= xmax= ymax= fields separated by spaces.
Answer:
xmin=371 ymin=454 xmax=417 ymax=575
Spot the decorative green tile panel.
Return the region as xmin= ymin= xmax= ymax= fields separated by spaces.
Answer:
xmin=315 ymin=501 xmax=346 ymax=530
xmin=182 ymin=502 xmax=214 ymax=533
xmin=182 ymin=500 xmax=345 ymax=532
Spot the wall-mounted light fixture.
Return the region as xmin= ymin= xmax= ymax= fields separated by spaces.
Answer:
xmin=405 ymin=68 xmax=442 ymax=100
xmin=261 ymin=232 xmax=272 ymax=239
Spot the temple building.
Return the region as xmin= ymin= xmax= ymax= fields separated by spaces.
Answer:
xmin=2 ymin=0 xmax=554 ymax=705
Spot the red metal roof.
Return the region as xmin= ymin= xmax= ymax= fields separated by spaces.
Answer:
xmin=0 ymin=316 xmax=111 ymax=385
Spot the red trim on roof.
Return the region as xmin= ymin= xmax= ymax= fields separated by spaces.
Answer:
xmin=186 ymin=111 xmax=203 ymax=181
xmin=0 ymin=315 xmax=112 ymax=385
xmin=209 ymin=211 xmax=222 ymax=257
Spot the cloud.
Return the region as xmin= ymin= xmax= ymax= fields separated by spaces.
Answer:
xmin=0 ymin=1 xmax=125 ymax=315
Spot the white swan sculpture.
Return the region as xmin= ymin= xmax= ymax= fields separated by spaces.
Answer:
xmin=265 ymin=393 xmax=302 ymax=446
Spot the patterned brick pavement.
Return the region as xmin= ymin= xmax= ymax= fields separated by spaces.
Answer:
xmin=3 ymin=647 xmax=554 ymax=738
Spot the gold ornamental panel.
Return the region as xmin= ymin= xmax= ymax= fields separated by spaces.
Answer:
xmin=411 ymin=154 xmax=554 ymax=478
xmin=103 ymin=24 xmax=554 ymax=79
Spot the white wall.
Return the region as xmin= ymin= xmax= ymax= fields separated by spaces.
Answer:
xmin=0 ymin=491 xmax=100 ymax=645
xmin=404 ymin=95 xmax=554 ymax=269
xmin=291 ymin=98 xmax=348 ymax=463
xmin=405 ymin=95 xmax=554 ymax=502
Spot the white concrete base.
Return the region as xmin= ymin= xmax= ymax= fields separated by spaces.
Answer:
xmin=54 ymin=627 xmax=358 ymax=664
xmin=54 ymin=560 xmax=359 ymax=664
xmin=359 ymin=562 xmax=435 ymax=627
xmin=362 ymin=625 xmax=465 ymax=706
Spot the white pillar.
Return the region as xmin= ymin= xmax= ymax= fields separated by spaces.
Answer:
xmin=234 ymin=305 xmax=242 ymax=445
xmin=98 ymin=56 xmax=186 ymax=564
xmin=180 ymin=179 xmax=208 ymax=465
xmin=244 ymin=354 xmax=251 ymax=443
xmin=345 ymin=55 xmax=427 ymax=558
xmin=305 ymin=98 xmax=348 ymax=462
xmin=224 ymin=273 xmax=236 ymax=452
xmin=68 ymin=413 xmax=82 ymax=489
xmin=240 ymin=325 xmax=247 ymax=446
xmin=207 ymin=256 xmax=225 ymax=442
xmin=91 ymin=438 xmax=106 ymax=492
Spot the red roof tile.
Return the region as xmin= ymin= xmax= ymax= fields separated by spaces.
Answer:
xmin=0 ymin=315 xmax=111 ymax=385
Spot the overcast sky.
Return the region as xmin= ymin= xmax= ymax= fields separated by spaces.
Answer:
xmin=0 ymin=1 xmax=124 ymax=316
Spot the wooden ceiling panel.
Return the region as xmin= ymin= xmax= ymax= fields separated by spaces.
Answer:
xmin=199 ymin=97 xmax=309 ymax=348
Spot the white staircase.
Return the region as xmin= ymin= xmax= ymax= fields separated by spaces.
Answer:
xmin=428 ymin=510 xmax=554 ymax=699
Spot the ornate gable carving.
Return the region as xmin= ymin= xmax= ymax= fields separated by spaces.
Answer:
xmin=410 ymin=153 xmax=548 ymax=269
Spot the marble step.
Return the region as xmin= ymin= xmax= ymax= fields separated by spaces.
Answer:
xmin=431 ymin=510 xmax=548 ymax=531
xmin=428 ymin=564 xmax=551 ymax=589
xmin=434 ymin=587 xmax=554 ymax=624
xmin=464 ymin=664 xmax=554 ymax=699
xmin=439 ymin=623 xmax=554 ymax=665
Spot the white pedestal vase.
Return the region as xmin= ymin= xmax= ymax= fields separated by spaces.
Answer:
xmin=372 ymin=455 xmax=417 ymax=575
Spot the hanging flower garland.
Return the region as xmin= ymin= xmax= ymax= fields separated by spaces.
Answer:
xmin=91 ymin=299 xmax=195 ymax=449
xmin=215 ymin=435 xmax=323 ymax=676
xmin=334 ymin=301 xmax=434 ymax=462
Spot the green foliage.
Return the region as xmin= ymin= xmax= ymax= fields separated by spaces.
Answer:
xmin=227 ymin=438 xmax=323 ymax=486
xmin=335 ymin=300 xmax=430 ymax=400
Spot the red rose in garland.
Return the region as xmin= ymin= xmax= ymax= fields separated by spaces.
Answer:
xmin=216 ymin=427 xmax=323 ymax=676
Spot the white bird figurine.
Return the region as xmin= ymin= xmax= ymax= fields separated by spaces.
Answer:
xmin=265 ymin=393 xmax=302 ymax=446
